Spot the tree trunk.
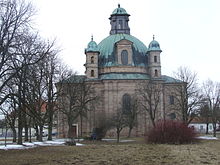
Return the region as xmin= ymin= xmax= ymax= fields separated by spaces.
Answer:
xmin=38 ymin=125 xmax=43 ymax=142
xmin=151 ymin=118 xmax=156 ymax=128
xmin=4 ymin=124 xmax=8 ymax=147
xmin=35 ymin=125 xmax=39 ymax=141
xmin=17 ymin=109 xmax=23 ymax=145
xmin=213 ymin=123 xmax=216 ymax=137
xmin=80 ymin=115 xmax=83 ymax=137
xmin=24 ymin=115 xmax=29 ymax=142
xmin=127 ymin=127 xmax=132 ymax=138
xmin=117 ymin=129 xmax=120 ymax=143
xmin=12 ymin=127 xmax=17 ymax=143
xmin=68 ymin=123 xmax=73 ymax=139
xmin=206 ymin=123 xmax=209 ymax=134
xmin=47 ymin=113 xmax=53 ymax=141
xmin=29 ymin=126 xmax=32 ymax=142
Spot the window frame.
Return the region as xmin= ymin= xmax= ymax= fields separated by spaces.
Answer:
xmin=121 ymin=49 xmax=128 ymax=65
xmin=91 ymin=70 xmax=94 ymax=77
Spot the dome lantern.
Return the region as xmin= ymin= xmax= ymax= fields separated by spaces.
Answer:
xmin=109 ymin=4 xmax=130 ymax=35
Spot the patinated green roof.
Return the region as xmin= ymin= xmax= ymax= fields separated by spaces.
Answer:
xmin=98 ymin=34 xmax=148 ymax=67
xmin=86 ymin=38 xmax=99 ymax=52
xmin=147 ymin=39 xmax=162 ymax=52
xmin=63 ymin=75 xmax=86 ymax=83
xmin=99 ymin=73 xmax=150 ymax=80
xmin=112 ymin=4 xmax=128 ymax=15
xmin=161 ymin=75 xmax=182 ymax=83
xmin=61 ymin=74 xmax=181 ymax=84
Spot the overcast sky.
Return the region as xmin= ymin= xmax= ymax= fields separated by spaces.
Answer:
xmin=31 ymin=0 xmax=220 ymax=82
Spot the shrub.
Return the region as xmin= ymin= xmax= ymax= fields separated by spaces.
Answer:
xmin=147 ymin=120 xmax=197 ymax=144
xmin=92 ymin=112 xmax=114 ymax=140
xmin=65 ymin=138 xmax=76 ymax=146
xmin=90 ymin=128 xmax=106 ymax=140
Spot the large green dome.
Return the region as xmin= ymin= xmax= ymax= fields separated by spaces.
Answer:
xmin=98 ymin=34 xmax=148 ymax=67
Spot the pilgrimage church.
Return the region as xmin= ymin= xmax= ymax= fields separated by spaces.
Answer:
xmin=58 ymin=5 xmax=182 ymax=137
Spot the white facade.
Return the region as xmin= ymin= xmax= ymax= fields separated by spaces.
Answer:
xmin=189 ymin=123 xmax=220 ymax=133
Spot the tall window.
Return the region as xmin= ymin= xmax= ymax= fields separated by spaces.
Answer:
xmin=121 ymin=50 xmax=128 ymax=65
xmin=154 ymin=56 xmax=157 ymax=63
xmin=169 ymin=95 xmax=174 ymax=105
xmin=154 ymin=69 xmax=158 ymax=77
xmin=91 ymin=56 xmax=94 ymax=63
xmin=119 ymin=20 xmax=123 ymax=29
xmin=91 ymin=70 xmax=94 ymax=77
xmin=122 ymin=94 xmax=131 ymax=113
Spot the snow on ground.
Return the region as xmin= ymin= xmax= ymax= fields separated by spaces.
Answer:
xmin=1 ymin=136 xmax=217 ymax=150
xmin=102 ymin=139 xmax=135 ymax=142
xmin=0 ymin=144 xmax=30 ymax=150
xmin=0 ymin=139 xmax=84 ymax=150
xmin=197 ymin=136 xmax=218 ymax=140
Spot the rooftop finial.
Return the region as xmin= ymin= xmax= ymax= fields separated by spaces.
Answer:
xmin=153 ymin=34 xmax=155 ymax=40
xmin=118 ymin=4 xmax=120 ymax=8
xmin=91 ymin=35 xmax=93 ymax=41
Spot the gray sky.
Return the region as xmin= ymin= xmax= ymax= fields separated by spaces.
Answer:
xmin=32 ymin=0 xmax=220 ymax=82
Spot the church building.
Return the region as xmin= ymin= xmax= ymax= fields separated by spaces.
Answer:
xmin=57 ymin=5 xmax=182 ymax=138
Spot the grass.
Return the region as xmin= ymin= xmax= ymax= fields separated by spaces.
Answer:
xmin=0 ymin=138 xmax=220 ymax=165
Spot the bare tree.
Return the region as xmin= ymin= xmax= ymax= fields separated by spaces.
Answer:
xmin=173 ymin=66 xmax=202 ymax=125
xmin=44 ymin=48 xmax=60 ymax=141
xmin=0 ymin=0 xmax=35 ymax=107
xmin=199 ymin=103 xmax=211 ymax=134
xmin=77 ymin=80 xmax=98 ymax=137
xmin=125 ymin=95 xmax=140 ymax=138
xmin=202 ymin=80 xmax=220 ymax=137
xmin=137 ymin=80 xmax=162 ymax=127
xmin=58 ymin=74 xmax=98 ymax=138
xmin=0 ymin=97 xmax=17 ymax=142
xmin=111 ymin=108 xmax=128 ymax=143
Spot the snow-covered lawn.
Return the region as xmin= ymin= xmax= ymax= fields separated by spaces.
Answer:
xmin=102 ymin=139 xmax=135 ymax=142
xmin=0 ymin=139 xmax=84 ymax=150
xmin=197 ymin=136 xmax=218 ymax=140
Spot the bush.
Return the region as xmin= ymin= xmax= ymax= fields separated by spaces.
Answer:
xmin=90 ymin=128 xmax=106 ymax=140
xmin=65 ymin=138 xmax=76 ymax=146
xmin=147 ymin=120 xmax=197 ymax=144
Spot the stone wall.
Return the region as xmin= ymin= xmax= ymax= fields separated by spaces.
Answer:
xmin=57 ymin=79 xmax=183 ymax=138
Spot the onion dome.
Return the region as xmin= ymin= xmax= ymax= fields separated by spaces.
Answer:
xmin=85 ymin=36 xmax=99 ymax=52
xmin=147 ymin=35 xmax=162 ymax=52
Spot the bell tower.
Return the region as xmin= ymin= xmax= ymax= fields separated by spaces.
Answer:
xmin=147 ymin=35 xmax=162 ymax=78
xmin=85 ymin=36 xmax=99 ymax=79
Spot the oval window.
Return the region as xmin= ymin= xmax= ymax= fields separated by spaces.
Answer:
xmin=121 ymin=50 xmax=128 ymax=65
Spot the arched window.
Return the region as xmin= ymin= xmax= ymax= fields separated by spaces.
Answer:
xmin=91 ymin=56 xmax=94 ymax=63
xmin=121 ymin=50 xmax=128 ymax=65
xmin=122 ymin=94 xmax=131 ymax=113
xmin=154 ymin=56 xmax=157 ymax=63
xmin=154 ymin=69 xmax=158 ymax=77
xmin=91 ymin=70 xmax=94 ymax=77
